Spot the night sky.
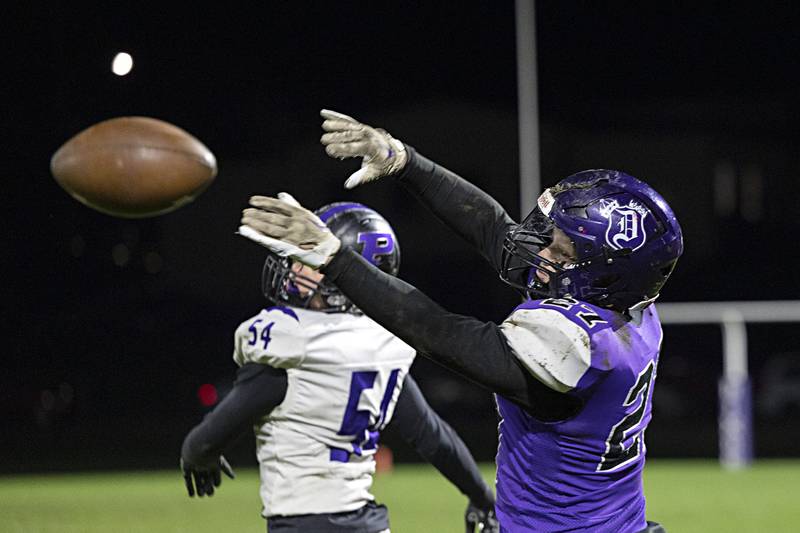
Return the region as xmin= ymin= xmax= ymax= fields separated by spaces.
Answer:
xmin=6 ymin=2 xmax=800 ymax=470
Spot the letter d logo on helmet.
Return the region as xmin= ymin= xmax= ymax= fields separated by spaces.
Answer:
xmin=601 ymin=200 xmax=649 ymax=252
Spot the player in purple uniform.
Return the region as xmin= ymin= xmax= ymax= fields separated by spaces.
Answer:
xmin=238 ymin=110 xmax=683 ymax=532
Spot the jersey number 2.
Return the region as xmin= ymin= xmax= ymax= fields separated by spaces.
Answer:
xmin=597 ymin=360 xmax=655 ymax=472
xmin=335 ymin=369 xmax=400 ymax=458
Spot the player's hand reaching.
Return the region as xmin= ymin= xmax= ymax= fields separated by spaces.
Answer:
xmin=465 ymin=501 xmax=499 ymax=533
xmin=320 ymin=109 xmax=407 ymax=189
xmin=181 ymin=455 xmax=235 ymax=497
xmin=239 ymin=192 xmax=341 ymax=268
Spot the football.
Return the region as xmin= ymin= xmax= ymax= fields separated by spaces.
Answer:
xmin=51 ymin=116 xmax=217 ymax=218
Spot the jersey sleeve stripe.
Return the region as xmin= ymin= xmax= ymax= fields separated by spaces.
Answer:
xmin=265 ymin=306 xmax=300 ymax=321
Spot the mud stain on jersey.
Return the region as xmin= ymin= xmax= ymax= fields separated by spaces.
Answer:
xmin=615 ymin=325 xmax=632 ymax=348
xmin=581 ymin=335 xmax=590 ymax=351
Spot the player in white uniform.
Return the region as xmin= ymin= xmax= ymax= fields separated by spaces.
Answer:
xmin=181 ymin=201 xmax=496 ymax=532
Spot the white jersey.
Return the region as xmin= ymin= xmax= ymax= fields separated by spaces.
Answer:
xmin=232 ymin=305 xmax=416 ymax=518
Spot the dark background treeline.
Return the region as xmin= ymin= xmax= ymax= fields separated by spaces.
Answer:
xmin=4 ymin=2 xmax=799 ymax=472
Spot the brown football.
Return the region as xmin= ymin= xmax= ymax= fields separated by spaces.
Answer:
xmin=51 ymin=116 xmax=217 ymax=218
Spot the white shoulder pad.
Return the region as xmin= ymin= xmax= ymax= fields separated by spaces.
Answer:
xmin=500 ymin=308 xmax=591 ymax=392
xmin=233 ymin=307 xmax=306 ymax=369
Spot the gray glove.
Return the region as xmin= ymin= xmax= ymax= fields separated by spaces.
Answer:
xmin=239 ymin=192 xmax=341 ymax=269
xmin=320 ymin=109 xmax=408 ymax=189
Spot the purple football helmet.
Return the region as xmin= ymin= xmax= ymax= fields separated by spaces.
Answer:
xmin=263 ymin=202 xmax=401 ymax=313
xmin=500 ymin=170 xmax=683 ymax=312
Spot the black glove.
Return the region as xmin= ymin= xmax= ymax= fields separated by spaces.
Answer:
xmin=465 ymin=501 xmax=499 ymax=533
xmin=181 ymin=455 xmax=235 ymax=497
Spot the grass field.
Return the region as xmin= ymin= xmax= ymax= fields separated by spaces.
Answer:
xmin=1 ymin=460 xmax=798 ymax=532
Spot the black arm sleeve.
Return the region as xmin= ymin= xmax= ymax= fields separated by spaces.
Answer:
xmin=390 ymin=375 xmax=494 ymax=509
xmin=394 ymin=146 xmax=516 ymax=271
xmin=180 ymin=363 xmax=288 ymax=466
xmin=322 ymin=249 xmax=581 ymax=421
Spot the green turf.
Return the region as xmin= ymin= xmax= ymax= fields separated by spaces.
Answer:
xmin=0 ymin=461 xmax=797 ymax=532
xmin=642 ymin=460 xmax=800 ymax=532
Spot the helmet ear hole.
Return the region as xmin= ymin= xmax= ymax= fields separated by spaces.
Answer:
xmin=565 ymin=206 xmax=588 ymax=218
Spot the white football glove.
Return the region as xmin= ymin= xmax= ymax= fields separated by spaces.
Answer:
xmin=320 ymin=109 xmax=408 ymax=189
xmin=239 ymin=192 xmax=341 ymax=269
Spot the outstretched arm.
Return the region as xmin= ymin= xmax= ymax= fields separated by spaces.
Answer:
xmin=180 ymin=363 xmax=288 ymax=496
xmin=390 ymin=375 xmax=494 ymax=509
xmin=320 ymin=110 xmax=515 ymax=272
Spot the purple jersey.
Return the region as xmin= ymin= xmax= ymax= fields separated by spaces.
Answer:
xmin=496 ymin=297 xmax=663 ymax=532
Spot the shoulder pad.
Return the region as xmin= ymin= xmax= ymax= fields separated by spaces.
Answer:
xmin=501 ymin=302 xmax=596 ymax=392
xmin=233 ymin=306 xmax=306 ymax=368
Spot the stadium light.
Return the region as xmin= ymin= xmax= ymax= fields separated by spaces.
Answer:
xmin=112 ymin=52 xmax=134 ymax=76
